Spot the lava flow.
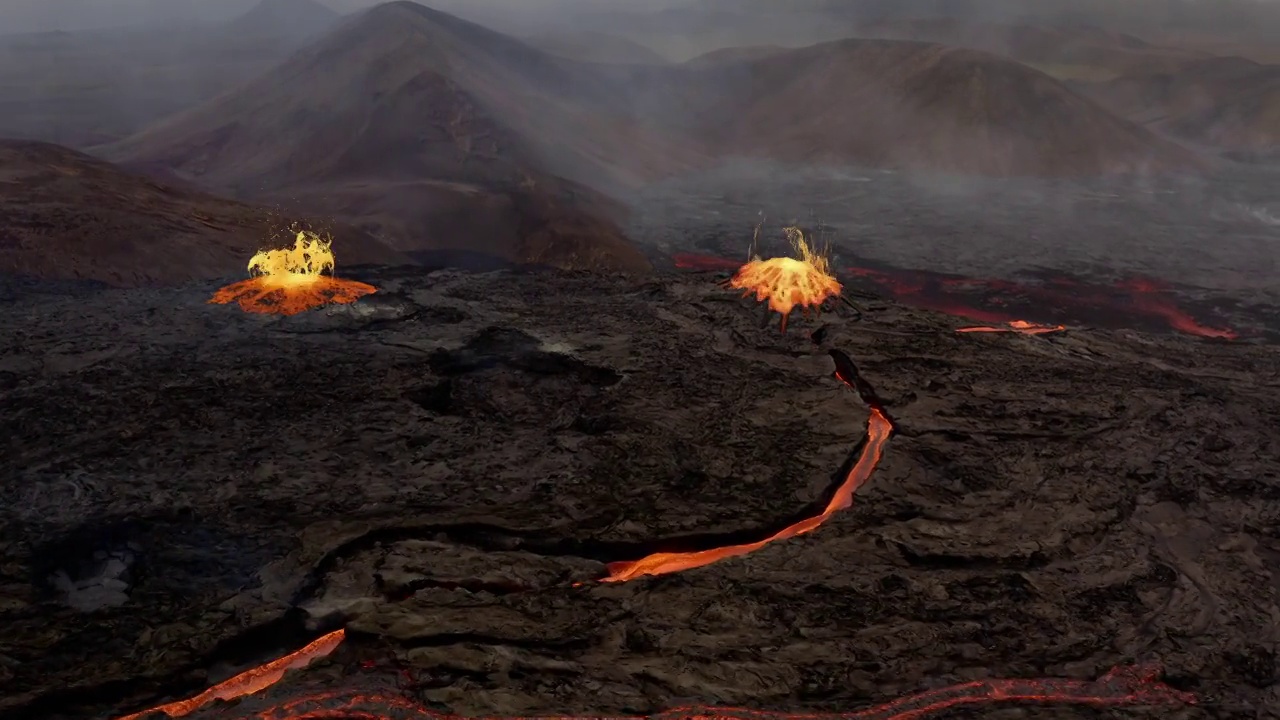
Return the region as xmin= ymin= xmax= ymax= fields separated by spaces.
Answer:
xmin=601 ymin=356 xmax=893 ymax=583
xmin=209 ymin=229 xmax=377 ymax=315
xmin=201 ymin=662 xmax=1192 ymax=720
xmin=956 ymin=319 xmax=1066 ymax=335
xmin=727 ymin=227 xmax=843 ymax=333
xmin=115 ymin=629 xmax=345 ymax=720
xmin=674 ymin=250 xmax=1238 ymax=338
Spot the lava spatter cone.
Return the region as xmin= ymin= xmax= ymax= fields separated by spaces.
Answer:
xmin=728 ymin=226 xmax=843 ymax=333
xmin=209 ymin=229 xmax=377 ymax=315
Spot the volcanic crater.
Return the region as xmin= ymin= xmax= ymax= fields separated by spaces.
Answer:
xmin=1 ymin=265 xmax=1278 ymax=720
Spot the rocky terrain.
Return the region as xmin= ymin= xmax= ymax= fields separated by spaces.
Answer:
xmin=1 ymin=265 xmax=1277 ymax=720
xmin=0 ymin=140 xmax=408 ymax=287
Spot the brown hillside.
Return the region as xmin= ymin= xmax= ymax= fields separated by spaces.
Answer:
xmin=101 ymin=1 xmax=699 ymax=198
xmin=0 ymin=140 xmax=408 ymax=287
xmin=97 ymin=2 xmax=687 ymax=272
xmin=855 ymin=19 xmax=1204 ymax=78
xmin=630 ymin=39 xmax=1207 ymax=177
xmin=1081 ymin=56 xmax=1280 ymax=156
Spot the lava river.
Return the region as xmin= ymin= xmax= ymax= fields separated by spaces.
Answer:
xmin=672 ymin=252 xmax=1237 ymax=339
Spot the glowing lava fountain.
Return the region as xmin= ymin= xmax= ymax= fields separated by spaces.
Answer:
xmin=956 ymin=320 xmax=1066 ymax=335
xmin=209 ymin=229 xmax=377 ymax=315
xmin=728 ymin=227 xmax=843 ymax=333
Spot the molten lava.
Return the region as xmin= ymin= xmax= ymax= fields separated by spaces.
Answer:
xmin=209 ymin=229 xmax=377 ymax=315
xmin=957 ymin=320 xmax=1066 ymax=335
xmin=675 ymin=250 xmax=1239 ymax=338
xmin=199 ymin=662 xmax=1192 ymax=719
xmin=601 ymin=396 xmax=893 ymax=582
xmin=728 ymin=227 xmax=843 ymax=332
xmin=115 ymin=629 xmax=345 ymax=720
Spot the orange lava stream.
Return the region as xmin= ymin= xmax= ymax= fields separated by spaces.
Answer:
xmin=208 ymin=276 xmax=377 ymax=316
xmin=225 ymin=662 xmax=1193 ymax=719
xmin=602 ymin=406 xmax=893 ymax=583
xmin=115 ymin=629 xmax=346 ymax=720
xmin=956 ymin=320 xmax=1066 ymax=335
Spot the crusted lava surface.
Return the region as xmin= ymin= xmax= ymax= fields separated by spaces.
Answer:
xmin=1 ymin=265 xmax=1278 ymax=719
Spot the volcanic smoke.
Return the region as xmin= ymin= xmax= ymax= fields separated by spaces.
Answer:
xmin=209 ymin=229 xmax=377 ymax=315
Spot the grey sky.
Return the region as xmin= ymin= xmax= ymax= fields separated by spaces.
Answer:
xmin=2 ymin=0 xmax=1278 ymax=36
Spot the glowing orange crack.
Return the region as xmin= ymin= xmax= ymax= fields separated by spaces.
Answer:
xmin=209 ymin=229 xmax=376 ymax=316
xmin=231 ymin=662 xmax=1193 ymax=719
xmin=601 ymin=407 xmax=893 ymax=582
xmin=115 ymin=629 xmax=345 ymax=720
xmin=956 ymin=320 xmax=1066 ymax=335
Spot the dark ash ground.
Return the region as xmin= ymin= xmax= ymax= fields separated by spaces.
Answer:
xmin=1 ymin=265 xmax=1278 ymax=720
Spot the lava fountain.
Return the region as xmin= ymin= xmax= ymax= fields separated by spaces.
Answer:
xmin=209 ymin=229 xmax=377 ymax=315
xmin=728 ymin=227 xmax=843 ymax=333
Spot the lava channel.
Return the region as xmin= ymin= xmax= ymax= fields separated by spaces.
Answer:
xmin=114 ymin=629 xmax=345 ymax=720
xmin=198 ymin=662 xmax=1192 ymax=720
xmin=600 ymin=362 xmax=894 ymax=583
xmin=672 ymin=251 xmax=1237 ymax=338
xmin=956 ymin=320 xmax=1066 ymax=335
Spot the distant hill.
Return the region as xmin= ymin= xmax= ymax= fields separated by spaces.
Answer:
xmin=852 ymin=19 xmax=1204 ymax=79
xmin=101 ymin=0 xmax=1204 ymax=246
xmin=631 ymin=39 xmax=1207 ymax=176
xmin=525 ymin=31 xmax=668 ymax=64
xmin=1080 ymin=56 xmax=1280 ymax=157
xmin=0 ymin=140 xmax=407 ymax=287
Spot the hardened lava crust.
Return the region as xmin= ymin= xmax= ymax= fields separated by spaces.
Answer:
xmin=0 ymin=264 xmax=1277 ymax=720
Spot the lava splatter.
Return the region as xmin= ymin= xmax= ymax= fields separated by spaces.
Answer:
xmin=726 ymin=227 xmax=843 ymax=333
xmin=673 ymin=250 xmax=1236 ymax=338
xmin=209 ymin=229 xmax=377 ymax=315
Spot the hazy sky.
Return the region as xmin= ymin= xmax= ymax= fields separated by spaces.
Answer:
xmin=2 ymin=0 xmax=1278 ymax=35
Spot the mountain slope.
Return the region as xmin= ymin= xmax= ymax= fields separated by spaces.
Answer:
xmin=0 ymin=140 xmax=407 ymax=287
xmin=640 ymin=39 xmax=1206 ymax=176
xmin=853 ymin=20 xmax=1204 ymax=78
xmin=99 ymin=2 xmax=667 ymax=271
xmin=1080 ymin=56 xmax=1280 ymax=158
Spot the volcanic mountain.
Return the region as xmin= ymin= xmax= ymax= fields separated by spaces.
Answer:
xmin=102 ymin=0 xmax=1205 ymax=248
xmin=1080 ymin=56 xmax=1280 ymax=159
xmin=0 ymin=140 xmax=407 ymax=287
xmin=99 ymin=2 xmax=690 ymax=270
xmin=644 ymin=39 xmax=1206 ymax=176
xmin=852 ymin=19 xmax=1204 ymax=79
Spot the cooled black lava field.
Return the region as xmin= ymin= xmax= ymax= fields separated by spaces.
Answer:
xmin=1 ymin=265 xmax=1278 ymax=720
